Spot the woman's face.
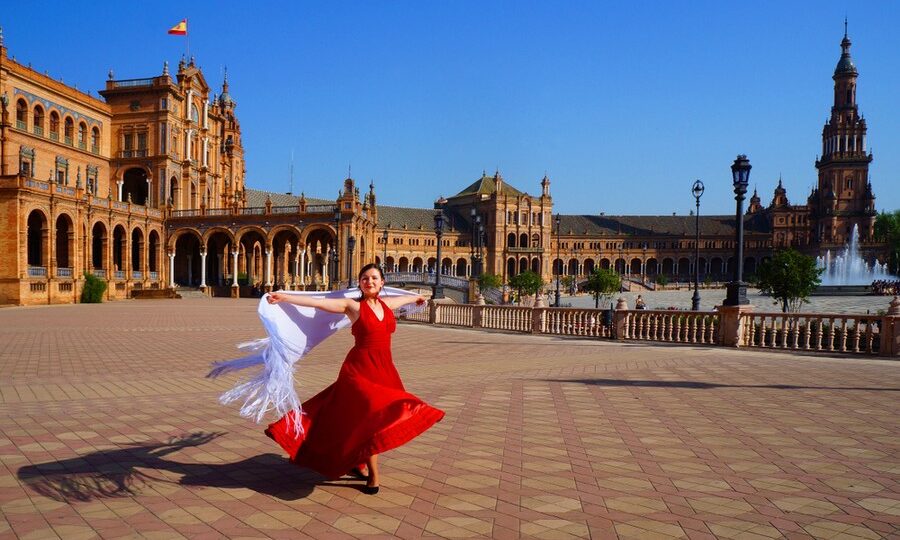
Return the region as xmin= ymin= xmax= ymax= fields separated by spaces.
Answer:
xmin=359 ymin=268 xmax=384 ymax=297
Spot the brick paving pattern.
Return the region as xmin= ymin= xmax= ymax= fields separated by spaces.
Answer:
xmin=1 ymin=298 xmax=898 ymax=539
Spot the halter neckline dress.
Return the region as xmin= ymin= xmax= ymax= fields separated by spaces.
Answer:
xmin=265 ymin=298 xmax=444 ymax=479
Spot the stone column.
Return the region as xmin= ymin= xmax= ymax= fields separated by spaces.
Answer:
xmin=117 ymin=180 xmax=123 ymax=201
xmin=199 ymin=251 xmax=207 ymax=288
xmin=299 ymin=248 xmax=306 ymax=286
xmin=232 ymin=251 xmax=239 ymax=287
xmin=718 ymin=304 xmax=754 ymax=347
xmin=265 ymin=249 xmax=273 ymax=288
xmin=168 ymin=252 xmax=175 ymax=288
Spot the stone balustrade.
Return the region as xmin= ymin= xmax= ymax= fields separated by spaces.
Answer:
xmin=740 ymin=312 xmax=882 ymax=355
xmin=399 ymin=296 xmax=900 ymax=357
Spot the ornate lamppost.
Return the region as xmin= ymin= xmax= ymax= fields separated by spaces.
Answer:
xmin=347 ymin=235 xmax=356 ymax=286
xmin=382 ymin=229 xmax=389 ymax=272
xmin=469 ymin=207 xmax=482 ymax=279
xmin=724 ymin=155 xmax=751 ymax=306
xmin=433 ymin=209 xmax=445 ymax=299
xmin=554 ymin=213 xmax=561 ymax=307
xmin=691 ymin=179 xmax=705 ymax=311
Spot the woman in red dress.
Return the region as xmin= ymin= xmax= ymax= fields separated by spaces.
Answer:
xmin=264 ymin=264 xmax=444 ymax=494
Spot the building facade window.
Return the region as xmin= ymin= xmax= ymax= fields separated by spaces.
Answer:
xmin=56 ymin=156 xmax=69 ymax=185
xmin=64 ymin=117 xmax=74 ymax=145
xmin=49 ymin=111 xmax=60 ymax=140
xmin=19 ymin=146 xmax=35 ymax=177
xmin=33 ymin=106 xmax=44 ymax=136
xmin=15 ymin=99 xmax=27 ymax=129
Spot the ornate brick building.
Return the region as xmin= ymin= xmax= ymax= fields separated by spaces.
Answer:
xmin=0 ymin=28 xmax=886 ymax=305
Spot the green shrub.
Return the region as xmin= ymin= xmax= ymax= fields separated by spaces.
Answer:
xmin=655 ymin=275 xmax=669 ymax=287
xmin=81 ymin=272 xmax=107 ymax=303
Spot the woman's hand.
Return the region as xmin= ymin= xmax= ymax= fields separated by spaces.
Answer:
xmin=267 ymin=293 xmax=284 ymax=304
xmin=415 ymin=296 xmax=426 ymax=306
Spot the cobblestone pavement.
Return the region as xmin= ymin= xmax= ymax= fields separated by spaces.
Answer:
xmin=1 ymin=298 xmax=898 ymax=539
xmin=563 ymin=289 xmax=895 ymax=315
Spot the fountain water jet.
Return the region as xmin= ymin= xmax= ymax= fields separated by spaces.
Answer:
xmin=816 ymin=224 xmax=895 ymax=285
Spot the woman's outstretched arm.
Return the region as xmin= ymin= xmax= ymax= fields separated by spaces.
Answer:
xmin=267 ymin=292 xmax=352 ymax=315
xmin=382 ymin=294 xmax=427 ymax=311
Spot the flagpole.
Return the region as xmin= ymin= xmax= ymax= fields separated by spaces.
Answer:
xmin=186 ymin=18 xmax=190 ymax=58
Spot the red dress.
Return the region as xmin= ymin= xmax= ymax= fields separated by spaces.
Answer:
xmin=265 ymin=298 xmax=444 ymax=479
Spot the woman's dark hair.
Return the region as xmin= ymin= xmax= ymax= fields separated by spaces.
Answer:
xmin=357 ymin=263 xmax=385 ymax=300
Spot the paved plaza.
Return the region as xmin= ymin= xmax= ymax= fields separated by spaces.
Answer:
xmin=1 ymin=299 xmax=899 ymax=539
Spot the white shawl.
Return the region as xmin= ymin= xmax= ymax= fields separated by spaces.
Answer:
xmin=207 ymin=287 xmax=425 ymax=430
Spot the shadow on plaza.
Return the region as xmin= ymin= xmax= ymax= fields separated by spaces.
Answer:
xmin=17 ymin=432 xmax=353 ymax=503
xmin=549 ymin=378 xmax=900 ymax=391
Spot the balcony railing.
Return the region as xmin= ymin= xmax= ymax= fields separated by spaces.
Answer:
xmin=78 ymin=141 xmax=87 ymax=150
xmin=120 ymin=149 xmax=148 ymax=158
xmin=50 ymin=132 xmax=59 ymax=141
xmin=16 ymin=120 xmax=26 ymax=130
xmin=33 ymin=126 xmax=44 ymax=136
xmin=28 ymin=266 xmax=48 ymax=278
xmin=507 ymin=246 xmax=544 ymax=253
xmin=132 ymin=271 xmax=143 ymax=280
xmin=148 ymin=271 xmax=159 ymax=281
xmin=93 ymin=269 xmax=107 ymax=278
xmin=65 ymin=136 xmax=73 ymax=146
xmin=91 ymin=145 xmax=100 ymax=155
xmin=111 ymin=78 xmax=154 ymax=88
xmin=56 ymin=267 xmax=73 ymax=278
xmin=113 ymin=270 xmax=125 ymax=280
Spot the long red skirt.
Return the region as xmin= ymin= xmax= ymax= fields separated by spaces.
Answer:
xmin=265 ymin=338 xmax=444 ymax=479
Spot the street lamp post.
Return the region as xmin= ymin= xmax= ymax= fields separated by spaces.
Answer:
xmin=433 ymin=210 xmax=445 ymax=299
xmin=382 ymin=229 xmax=389 ymax=272
xmin=724 ymin=155 xmax=751 ymax=306
xmin=554 ymin=213 xmax=561 ymax=307
xmin=691 ymin=179 xmax=705 ymax=311
xmin=469 ymin=207 xmax=481 ymax=279
xmin=347 ymin=235 xmax=356 ymax=286
xmin=641 ymin=244 xmax=647 ymax=285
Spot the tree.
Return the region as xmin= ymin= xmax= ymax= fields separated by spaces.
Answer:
xmin=508 ymin=271 xmax=544 ymax=303
xmin=874 ymin=210 xmax=900 ymax=274
xmin=81 ymin=271 xmax=107 ymax=303
xmin=477 ymin=273 xmax=502 ymax=290
xmin=583 ymin=268 xmax=621 ymax=308
xmin=755 ymin=249 xmax=823 ymax=313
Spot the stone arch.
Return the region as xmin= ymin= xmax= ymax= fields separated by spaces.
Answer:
xmin=174 ymin=229 xmax=202 ymax=286
xmin=131 ymin=226 xmax=145 ymax=275
xmin=567 ymin=258 xmax=578 ymax=276
xmin=91 ymin=221 xmax=108 ymax=271
xmin=679 ymin=257 xmax=692 ymax=278
xmin=235 ymin=225 xmax=269 ymax=247
xmin=530 ymin=258 xmax=540 ymax=274
xmin=54 ymin=212 xmax=75 ymax=271
xmin=412 ymin=257 xmax=424 ymax=273
xmin=646 ymin=257 xmax=658 ymax=276
xmin=455 ymin=257 xmax=467 ymax=277
xmin=112 ymin=224 xmax=128 ymax=274
xmin=267 ymin=224 xmax=303 ymax=246
xmin=201 ymin=226 xmax=236 ymax=246
xmin=299 ymin=223 xmax=337 ymax=247
xmin=583 ymin=258 xmax=595 ymax=275
xmin=167 ymin=227 xmax=203 ymax=251
xmin=148 ymin=230 xmax=161 ymax=273
xmin=600 ymin=258 xmax=611 ymax=270
xmin=26 ymin=208 xmax=49 ymax=268
xmin=507 ymin=233 xmax=516 ymax=248
xmin=519 ymin=233 xmax=528 ymax=248
xmin=519 ymin=257 xmax=527 ymax=274
xmin=662 ymin=257 xmax=675 ymax=276
xmin=122 ymin=167 xmax=149 ymax=205
xmin=398 ymin=257 xmax=409 ymax=272
xmin=506 ymin=257 xmax=516 ymax=278
xmin=33 ymin=104 xmax=44 ymax=132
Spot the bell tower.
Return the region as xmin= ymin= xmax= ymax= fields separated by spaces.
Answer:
xmin=812 ymin=22 xmax=876 ymax=245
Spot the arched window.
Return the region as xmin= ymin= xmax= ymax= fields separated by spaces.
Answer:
xmin=16 ymin=99 xmax=27 ymax=128
xmin=78 ymin=122 xmax=87 ymax=148
xmin=49 ymin=111 xmax=60 ymax=140
xmin=33 ymin=106 xmax=44 ymax=136
xmin=91 ymin=127 xmax=100 ymax=153
xmin=64 ymin=117 xmax=74 ymax=145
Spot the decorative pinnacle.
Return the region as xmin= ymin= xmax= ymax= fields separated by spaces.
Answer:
xmin=163 ymin=60 xmax=169 ymax=76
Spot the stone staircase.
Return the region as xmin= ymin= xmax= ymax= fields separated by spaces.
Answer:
xmin=174 ymin=287 xmax=210 ymax=299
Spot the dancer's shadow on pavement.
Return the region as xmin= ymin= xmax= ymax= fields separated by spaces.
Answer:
xmin=17 ymin=432 xmax=343 ymax=503
xmin=547 ymin=378 xmax=900 ymax=391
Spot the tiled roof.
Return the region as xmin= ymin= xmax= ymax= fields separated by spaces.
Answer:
xmin=451 ymin=173 xmax=526 ymax=199
xmin=245 ymin=188 xmax=332 ymax=208
xmin=377 ymin=206 xmax=472 ymax=234
xmin=557 ymin=214 xmax=771 ymax=236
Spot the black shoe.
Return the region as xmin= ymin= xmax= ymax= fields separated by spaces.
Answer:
xmin=348 ymin=467 xmax=368 ymax=480
xmin=362 ymin=485 xmax=380 ymax=495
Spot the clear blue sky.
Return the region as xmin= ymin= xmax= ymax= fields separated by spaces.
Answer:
xmin=3 ymin=2 xmax=898 ymax=216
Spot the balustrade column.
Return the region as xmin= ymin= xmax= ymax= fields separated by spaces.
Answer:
xmin=231 ymin=251 xmax=239 ymax=287
xmin=265 ymin=249 xmax=273 ymax=287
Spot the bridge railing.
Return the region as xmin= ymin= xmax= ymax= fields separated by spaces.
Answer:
xmin=399 ymin=296 xmax=900 ymax=357
xmin=384 ymin=272 xmax=469 ymax=290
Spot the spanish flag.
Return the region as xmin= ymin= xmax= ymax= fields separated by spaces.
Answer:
xmin=168 ymin=19 xmax=188 ymax=35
